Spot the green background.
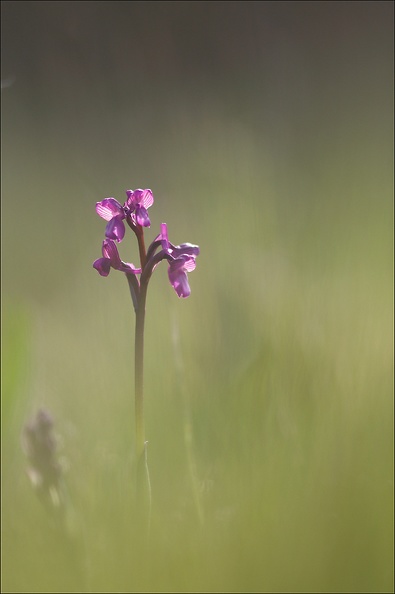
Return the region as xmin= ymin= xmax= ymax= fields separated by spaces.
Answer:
xmin=2 ymin=2 xmax=393 ymax=592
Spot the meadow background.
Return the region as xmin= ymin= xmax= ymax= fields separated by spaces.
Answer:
xmin=1 ymin=1 xmax=393 ymax=592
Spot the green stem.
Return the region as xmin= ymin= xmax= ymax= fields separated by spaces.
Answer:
xmin=134 ymin=227 xmax=151 ymax=533
xmin=135 ymin=281 xmax=147 ymax=461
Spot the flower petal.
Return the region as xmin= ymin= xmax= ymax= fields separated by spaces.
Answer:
xmin=168 ymin=256 xmax=196 ymax=297
xmin=169 ymin=255 xmax=195 ymax=272
xmin=93 ymin=257 xmax=111 ymax=276
xmin=125 ymin=189 xmax=154 ymax=210
xmin=135 ymin=205 xmax=151 ymax=227
xmin=96 ymin=198 xmax=124 ymax=221
xmin=182 ymin=256 xmax=197 ymax=272
xmin=139 ymin=189 xmax=154 ymax=209
xmin=102 ymin=239 xmax=122 ymax=269
xmin=125 ymin=190 xmax=138 ymax=208
xmin=171 ymin=242 xmax=200 ymax=258
xmin=105 ymin=217 xmax=125 ymax=242
xmin=160 ymin=223 xmax=169 ymax=250
xmin=168 ymin=267 xmax=191 ymax=298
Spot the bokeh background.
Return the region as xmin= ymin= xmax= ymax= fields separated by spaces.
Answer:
xmin=2 ymin=1 xmax=393 ymax=592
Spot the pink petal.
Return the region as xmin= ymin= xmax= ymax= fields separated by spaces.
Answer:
xmin=96 ymin=198 xmax=124 ymax=221
xmin=105 ymin=217 xmax=125 ymax=242
xmin=183 ymin=257 xmax=196 ymax=272
xmin=93 ymin=257 xmax=111 ymax=276
xmin=102 ymin=239 xmax=122 ymax=268
xmin=139 ymin=189 xmax=154 ymax=209
xmin=168 ymin=268 xmax=191 ymax=298
xmin=135 ymin=205 xmax=151 ymax=227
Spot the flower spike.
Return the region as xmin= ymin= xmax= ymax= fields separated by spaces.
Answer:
xmin=93 ymin=185 xmax=199 ymax=536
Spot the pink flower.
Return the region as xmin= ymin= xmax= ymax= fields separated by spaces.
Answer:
xmin=159 ymin=223 xmax=199 ymax=298
xmin=93 ymin=239 xmax=141 ymax=277
xmin=95 ymin=188 xmax=154 ymax=242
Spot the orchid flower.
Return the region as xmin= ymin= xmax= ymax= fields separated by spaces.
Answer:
xmin=95 ymin=188 xmax=154 ymax=242
xmin=125 ymin=189 xmax=154 ymax=228
xmin=93 ymin=238 xmax=141 ymax=277
xmin=159 ymin=223 xmax=199 ymax=298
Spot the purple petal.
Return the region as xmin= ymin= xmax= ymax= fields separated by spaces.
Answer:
xmin=125 ymin=189 xmax=154 ymax=210
xmin=160 ymin=223 xmax=169 ymax=250
xmin=96 ymin=198 xmax=124 ymax=221
xmin=105 ymin=217 xmax=125 ymax=242
xmin=171 ymin=243 xmax=200 ymax=258
xmin=160 ymin=223 xmax=199 ymax=258
xmin=125 ymin=190 xmax=138 ymax=208
xmin=169 ymin=255 xmax=195 ymax=272
xmin=102 ymin=239 xmax=122 ymax=269
xmin=93 ymin=257 xmax=111 ymax=276
xmin=138 ymin=189 xmax=154 ymax=209
xmin=135 ymin=205 xmax=151 ymax=227
xmin=182 ymin=257 xmax=197 ymax=272
xmin=168 ymin=267 xmax=191 ymax=298
xmin=100 ymin=239 xmax=141 ymax=275
xmin=168 ymin=256 xmax=196 ymax=297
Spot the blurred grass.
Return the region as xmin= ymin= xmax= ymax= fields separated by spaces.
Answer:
xmin=1 ymin=2 xmax=393 ymax=592
xmin=2 ymin=108 xmax=392 ymax=591
xmin=1 ymin=302 xmax=31 ymax=428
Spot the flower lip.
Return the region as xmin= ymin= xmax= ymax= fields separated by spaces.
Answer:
xmin=105 ymin=216 xmax=126 ymax=242
xmin=134 ymin=205 xmax=151 ymax=227
xmin=168 ymin=259 xmax=193 ymax=298
xmin=93 ymin=257 xmax=112 ymax=276
xmin=102 ymin=238 xmax=122 ymax=268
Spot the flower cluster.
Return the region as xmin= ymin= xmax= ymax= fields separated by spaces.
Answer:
xmin=93 ymin=188 xmax=199 ymax=298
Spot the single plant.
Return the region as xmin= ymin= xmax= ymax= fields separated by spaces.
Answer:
xmin=22 ymin=408 xmax=63 ymax=512
xmin=93 ymin=188 xmax=199 ymax=526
